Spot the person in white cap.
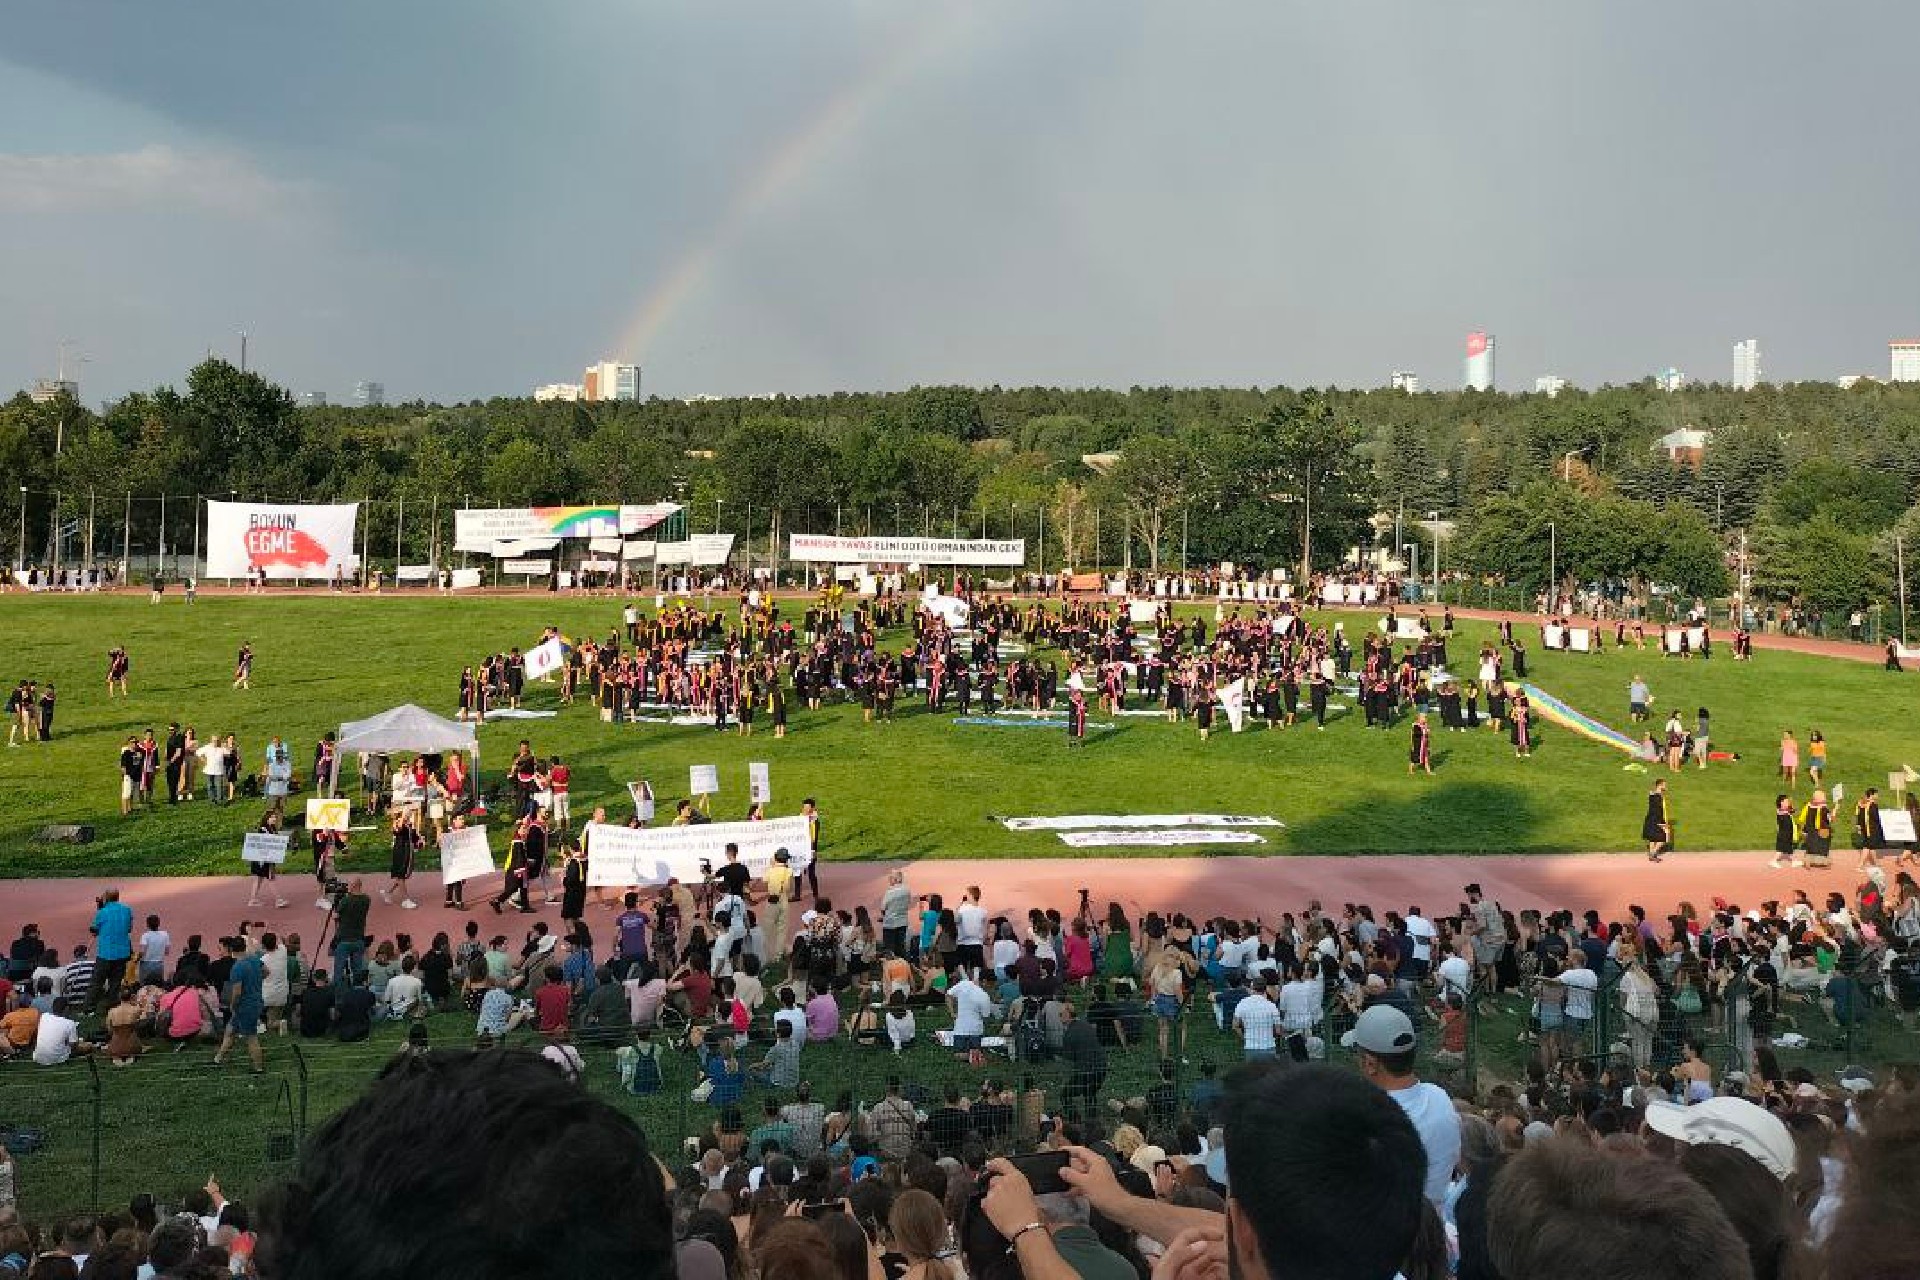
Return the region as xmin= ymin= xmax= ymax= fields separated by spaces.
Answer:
xmin=1642 ymin=1095 xmax=1798 ymax=1182
xmin=1341 ymin=1003 xmax=1460 ymax=1206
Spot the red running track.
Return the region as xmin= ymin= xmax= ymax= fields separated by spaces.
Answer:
xmin=7 ymin=853 xmax=1864 ymax=964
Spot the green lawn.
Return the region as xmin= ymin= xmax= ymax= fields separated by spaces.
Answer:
xmin=0 ymin=593 xmax=1910 ymax=875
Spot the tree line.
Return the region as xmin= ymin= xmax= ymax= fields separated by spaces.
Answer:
xmin=6 ymin=360 xmax=1920 ymax=614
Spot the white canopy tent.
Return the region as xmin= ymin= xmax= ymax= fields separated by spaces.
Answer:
xmin=328 ymin=703 xmax=479 ymax=803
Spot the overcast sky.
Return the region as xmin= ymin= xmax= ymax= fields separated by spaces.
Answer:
xmin=3 ymin=1 xmax=1915 ymax=406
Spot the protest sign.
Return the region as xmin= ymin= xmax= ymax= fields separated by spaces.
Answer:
xmin=1882 ymin=810 xmax=1917 ymax=844
xmin=306 ymin=798 xmax=350 ymax=832
xmin=438 ymin=826 xmax=497 ymax=885
xmin=628 ymin=780 xmax=655 ymax=822
xmin=242 ymin=832 xmax=290 ymax=865
xmin=583 ymin=815 xmax=813 ymax=887
xmin=690 ymin=764 xmax=719 ymax=795
xmin=206 ymin=501 xmax=360 ymax=579
xmin=749 ymin=762 xmax=771 ymax=805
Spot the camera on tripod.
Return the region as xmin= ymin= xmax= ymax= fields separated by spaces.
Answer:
xmin=320 ymin=876 xmax=349 ymax=899
xmin=697 ymin=858 xmax=713 ymax=879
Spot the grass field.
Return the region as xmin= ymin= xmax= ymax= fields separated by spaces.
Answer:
xmin=1 ymin=592 xmax=1912 ymax=876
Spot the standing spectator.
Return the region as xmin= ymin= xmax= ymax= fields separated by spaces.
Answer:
xmin=1340 ymin=1005 xmax=1460 ymax=1207
xmin=1233 ymin=977 xmax=1281 ymax=1060
xmin=135 ymin=915 xmax=170 ymax=986
xmin=1059 ymin=1002 xmax=1107 ymax=1119
xmin=215 ymin=937 xmax=268 ymax=1072
xmin=880 ymin=871 xmax=912 ymax=958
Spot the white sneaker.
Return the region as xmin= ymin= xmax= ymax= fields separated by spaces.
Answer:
xmin=401 ymin=899 xmax=418 ymax=910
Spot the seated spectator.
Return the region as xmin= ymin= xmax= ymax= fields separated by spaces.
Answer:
xmin=334 ymin=972 xmax=376 ymax=1043
xmin=750 ymin=1019 xmax=803 ymax=1090
xmin=255 ymin=1049 xmax=676 ymax=1280
xmin=804 ymin=985 xmax=841 ymax=1043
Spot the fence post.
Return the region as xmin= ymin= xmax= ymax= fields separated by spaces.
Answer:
xmin=291 ymin=1043 xmax=310 ymax=1139
xmin=87 ymin=1055 xmax=104 ymax=1213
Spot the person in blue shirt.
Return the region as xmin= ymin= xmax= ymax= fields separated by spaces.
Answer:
xmin=215 ymin=936 xmax=267 ymax=1073
xmin=90 ymin=888 xmax=134 ymax=1011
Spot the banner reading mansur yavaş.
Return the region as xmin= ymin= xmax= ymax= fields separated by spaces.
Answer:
xmin=206 ymin=501 xmax=361 ymax=580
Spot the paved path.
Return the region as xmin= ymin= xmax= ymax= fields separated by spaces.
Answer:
xmin=12 ymin=852 xmax=1859 ymax=969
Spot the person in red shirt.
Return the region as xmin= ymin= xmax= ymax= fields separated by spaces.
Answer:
xmin=547 ymin=756 xmax=571 ymax=830
xmin=669 ymin=956 xmax=715 ymax=1021
xmin=532 ymin=964 xmax=572 ymax=1038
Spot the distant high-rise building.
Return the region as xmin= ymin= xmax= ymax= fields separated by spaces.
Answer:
xmin=355 ymin=380 xmax=385 ymax=407
xmin=299 ymin=391 xmax=328 ymax=409
xmin=1891 ymin=341 xmax=1920 ymax=383
xmin=1656 ymin=367 xmax=1685 ymax=393
xmin=1464 ymin=331 xmax=1495 ymax=391
xmin=27 ymin=378 xmax=78 ymax=404
xmin=534 ymin=383 xmax=584 ymax=402
xmin=1533 ymin=375 xmax=1567 ymax=398
xmin=583 ymin=361 xmax=641 ymax=402
xmin=1732 ymin=339 xmax=1762 ymax=391
xmin=1389 ymin=371 xmax=1421 ymax=393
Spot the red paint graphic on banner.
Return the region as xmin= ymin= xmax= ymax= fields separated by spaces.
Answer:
xmin=243 ymin=527 xmax=330 ymax=569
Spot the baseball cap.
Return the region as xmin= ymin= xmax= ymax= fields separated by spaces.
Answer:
xmin=773 ymin=848 xmax=791 ymax=863
xmin=1643 ymin=1098 xmax=1796 ymax=1181
xmin=1340 ymin=1004 xmax=1417 ymax=1055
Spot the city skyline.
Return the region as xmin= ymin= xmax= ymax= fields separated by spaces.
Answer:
xmin=4 ymin=2 xmax=1919 ymax=404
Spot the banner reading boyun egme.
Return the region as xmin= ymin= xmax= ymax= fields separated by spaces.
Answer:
xmin=206 ymin=501 xmax=361 ymax=579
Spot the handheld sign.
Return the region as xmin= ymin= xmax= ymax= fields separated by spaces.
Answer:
xmin=438 ymin=826 xmax=496 ymax=885
xmin=242 ymin=832 xmax=290 ymax=865
xmin=306 ymin=798 xmax=351 ymax=833
xmin=690 ymin=764 xmax=719 ymax=796
xmin=628 ymin=780 xmax=656 ymax=823
xmin=1881 ymin=810 xmax=1917 ymax=845
xmin=749 ymin=762 xmax=771 ymax=805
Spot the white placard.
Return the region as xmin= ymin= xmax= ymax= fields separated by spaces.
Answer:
xmin=627 ymin=780 xmax=655 ymax=823
xmin=583 ymin=815 xmax=814 ymax=887
xmin=1379 ymin=618 xmax=1427 ymax=640
xmin=1881 ymin=810 xmax=1917 ymax=844
xmin=1128 ymin=600 xmax=1158 ymax=624
xmin=438 ymin=826 xmax=497 ymax=885
xmin=622 ymin=540 xmax=656 ymax=561
xmin=306 ymin=798 xmax=351 ymax=832
xmin=205 ymin=500 xmax=361 ymax=579
xmin=1543 ymin=624 xmax=1567 ymax=650
xmin=396 ymin=564 xmax=435 ymax=582
xmin=1570 ymin=629 xmax=1594 ymax=653
xmin=654 ymin=534 xmax=735 ymax=566
xmin=450 ymin=568 xmax=483 ymax=590
xmin=690 ymin=764 xmax=719 ymax=796
xmin=242 ymin=832 xmax=290 ymax=865
xmin=1056 ymin=830 xmax=1267 ymax=848
xmin=503 ymin=558 xmax=551 ymax=575
xmin=1001 ymin=814 xmax=1284 ymax=831
xmin=749 ymin=762 xmax=771 ymax=805
xmin=524 ymin=637 xmax=566 ymax=680
xmin=789 ymin=534 xmax=1025 ymax=566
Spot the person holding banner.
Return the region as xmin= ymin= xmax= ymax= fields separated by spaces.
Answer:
xmin=246 ymin=814 xmax=290 ymax=910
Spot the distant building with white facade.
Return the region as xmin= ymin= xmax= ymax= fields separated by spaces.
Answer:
xmin=583 ymin=361 xmax=641 ymax=402
xmin=1464 ymin=331 xmax=1495 ymax=391
xmin=1836 ymin=374 xmax=1878 ymax=390
xmin=354 ymin=380 xmax=385 ymax=407
xmin=1732 ymin=339 xmax=1762 ymax=391
xmin=535 ymin=383 xmax=584 ymax=402
xmin=27 ymin=378 xmax=77 ymax=404
xmin=1389 ymin=371 xmax=1421 ymax=393
xmin=298 ymin=391 xmax=328 ymax=409
xmin=1655 ymin=367 xmax=1685 ymax=392
xmin=1891 ymin=341 xmax=1920 ymax=383
xmin=1533 ymin=375 xmax=1567 ymax=398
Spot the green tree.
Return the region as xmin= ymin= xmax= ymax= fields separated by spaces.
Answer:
xmin=1252 ymin=392 xmax=1373 ymax=577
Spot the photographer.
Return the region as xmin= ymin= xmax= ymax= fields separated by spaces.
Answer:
xmin=330 ymin=878 xmax=372 ymax=983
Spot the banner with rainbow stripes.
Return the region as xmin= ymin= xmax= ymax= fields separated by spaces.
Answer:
xmin=453 ymin=504 xmax=678 ymax=552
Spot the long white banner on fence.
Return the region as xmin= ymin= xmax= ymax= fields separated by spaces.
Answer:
xmin=1056 ymin=830 xmax=1267 ymax=848
xmin=453 ymin=505 xmax=679 ymax=552
xmin=789 ymin=534 xmax=1025 ymax=566
xmin=1001 ymin=814 xmax=1284 ymax=831
xmin=583 ymin=815 xmax=813 ymax=887
xmin=654 ymin=534 xmax=735 ymax=566
xmin=205 ymin=501 xmax=360 ymax=579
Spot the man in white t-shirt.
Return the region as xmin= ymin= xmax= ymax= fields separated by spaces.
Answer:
xmin=1559 ymin=951 xmax=1599 ymax=1041
xmin=384 ymin=956 xmax=426 ymax=1019
xmin=32 ymin=1001 xmax=89 ymax=1066
xmin=1342 ymin=1004 xmax=1460 ymax=1206
xmin=197 ymin=739 xmax=229 ymax=804
xmin=1233 ymin=977 xmax=1281 ymax=1059
xmin=1403 ymin=907 xmax=1436 ymax=978
xmin=1435 ymin=944 xmax=1475 ymax=1000
xmin=955 ymin=888 xmax=988 ymax=974
xmin=947 ymin=973 xmax=994 ymax=1052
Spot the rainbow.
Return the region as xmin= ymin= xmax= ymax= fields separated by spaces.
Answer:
xmin=1517 ymin=683 xmax=1640 ymax=755
xmin=611 ymin=13 xmax=970 ymax=364
xmin=535 ymin=506 xmax=623 ymax=536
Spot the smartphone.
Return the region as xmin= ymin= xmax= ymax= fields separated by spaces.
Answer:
xmin=802 ymin=1201 xmax=839 ymax=1220
xmin=1009 ymin=1151 xmax=1072 ymax=1195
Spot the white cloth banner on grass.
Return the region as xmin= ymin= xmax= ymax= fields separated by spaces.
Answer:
xmin=1002 ymin=814 xmax=1284 ymax=831
xmin=583 ymin=816 xmax=813 ymax=887
xmin=481 ymin=707 xmax=557 ymax=720
xmin=1056 ymin=830 xmax=1267 ymax=848
xmin=439 ymin=826 xmax=497 ymax=885
xmin=242 ymin=832 xmax=290 ymax=865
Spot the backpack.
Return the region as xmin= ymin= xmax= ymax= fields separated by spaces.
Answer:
xmin=618 ymin=1042 xmax=663 ymax=1095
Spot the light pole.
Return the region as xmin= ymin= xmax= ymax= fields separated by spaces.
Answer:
xmin=1549 ymin=521 xmax=1557 ymax=595
xmin=16 ymin=486 xmax=25 ymax=571
xmin=1561 ymin=447 xmax=1589 ymax=483
xmin=714 ymin=497 xmax=723 ymax=535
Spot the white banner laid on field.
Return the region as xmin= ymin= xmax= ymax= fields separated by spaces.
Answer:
xmin=206 ymin=501 xmax=360 ymax=579
xmin=1055 ymin=830 xmax=1267 ymax=848
xmin=1000 ymin=814 xmax=1284 ymax=831
xmin=789 ymin=534 xmax=1025 ymax=566
xmin=582 ymin=816 xmax=813 ymax=887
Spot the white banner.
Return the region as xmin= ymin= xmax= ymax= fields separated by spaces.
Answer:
xmin=1217 ymin=678 xmax=1246 ymax=733
xmin=490 ymin=539 xmax=559 ymax=558
xmin=450 ymin=568 xmax=483 ymax=590
xmin=1128 ymin=600 xmax=1159 ymax=624
xmin=749 ymin=762 xmax=771 ymax=805
xmin=583 ymin=815 xmax=813 ymax=887
xmin=306 ymin=798 xmax=351 ymax=832
xmin=622 ymin=540 xmax=656 ymax=561
xmin=396 ymin=564 xmax=436 ymax=582
xmin=524 ymin=637 xmax=566 ymax=680
xmin=503 ymin=559 xmax=551 ymax=575
xmin=205 ymin=501 xmax=360 ymax=580
xmin=1882 ymin=810 xmax=1917 ymax=844
xmin=439 ymin=826 xmax=497 ymax=885
xmin=789 ymin=534 xmax=1025 ymax=566
xmin=453 ymin=504 xmax=679 ymax=552
xmin=1056 ymin=830 xmax=1267 ymax=848
xmin=587 ymin=537 xmax=626 ymax=554
xmin=1378 ymin=618 xmax=1428 ymax=640
xmin=922 ymin=595 xmax=970 ymax=628
xmin=654 ymin=534 xmax=734 ymax=566
xmin=690 ymin=764 xmax=719 ymax=795
xmin=1001 ymin=814 xmax=1284 ymax=831
xmin=242 ymin=832 xmax=290 ymax=865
